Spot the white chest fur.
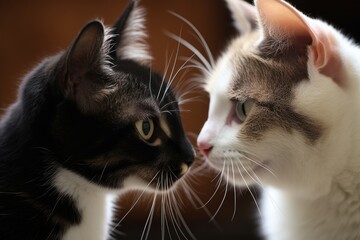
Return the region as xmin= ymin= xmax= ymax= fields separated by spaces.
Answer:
xmin=54 ymin=168 xmax=117 ymax=240
xmin=261 ymin=174 xmax=360 ymax=240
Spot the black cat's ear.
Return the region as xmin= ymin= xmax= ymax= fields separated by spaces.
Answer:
xmin=108 ymin=0 xmax=152 ymax=65
xmin=62 ymin=20 xmax=112 ymax=109
xmin=225 ymin=0 xmax=258 ymax=34
xmin=66 ymin=20 xmax=104 ymax=93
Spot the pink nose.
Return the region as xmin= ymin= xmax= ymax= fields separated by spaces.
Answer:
xmin=197 ymin=141 xmax=213 ymax=157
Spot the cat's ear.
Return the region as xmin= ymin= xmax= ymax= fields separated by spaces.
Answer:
xmin=62 ymin=20 xmax=109 ymax=108
xmin=255 ymin=0 xmax=343 ymax=86
xmin=108 ymin=0 xmax=152 ymax=65
xmin=225 ymin=0 xmax=257 ymax=34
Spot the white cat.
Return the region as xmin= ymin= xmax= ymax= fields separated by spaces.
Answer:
xmin=197 ymin=0 xmax=360 ymax=239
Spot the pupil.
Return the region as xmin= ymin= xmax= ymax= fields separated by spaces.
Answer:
xmin=242 ymin=102 xmax=247 ymax=116
xmin=142 ymin=121 xmax=150 ymax=135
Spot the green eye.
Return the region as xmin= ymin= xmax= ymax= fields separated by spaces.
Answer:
xmin=235 ymin=100 xmax=254 ymax=122
xmin=135 ymin=119 xmax=154 ymax=141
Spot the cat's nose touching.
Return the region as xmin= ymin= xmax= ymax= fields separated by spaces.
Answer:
xmin=197 ymin=141 xmax=213 ymax=157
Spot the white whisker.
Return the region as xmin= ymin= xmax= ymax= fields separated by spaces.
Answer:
xmin=149 ymin=65 xmax=155 ymax=101
xmin=180 ymin=178 xmax=222 ymax=230
xmin=158 ymin=49 xmax=174 ymax=100
xmin=160 ymin=54 xmax=195 ymax=105
xmin=239 ymin=149 xmax=277 ymax=178
xmin=230 ymin=160 xmax=237 ymax=221
xmin=234 ymin=161 xmax=262 ymax=217
xmin=169 ymin=11 xmax=215 ymax=67
xmin=168 ymin=191 xmax=196 ymax=240
xmin=201 ymin=163 xmax=225 ymax=208
xmin=112 ymin=171 xmax=160 ymax=230
xmin=210 ymin=164 xmax=230 ymax=222
xmin=166 ymin=32 xmax=212 ymax=73
xmin=140 ymin=182 xmax=159 ymax=240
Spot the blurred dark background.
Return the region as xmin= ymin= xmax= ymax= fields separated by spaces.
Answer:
xmin=0 ymin=0 xmax=358 ymax=239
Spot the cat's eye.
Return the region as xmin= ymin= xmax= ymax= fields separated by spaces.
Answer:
xmin=235 ymin=100 xmax=254 ymax=122
xmin=135 ymin=118 xmax=154 ymax=141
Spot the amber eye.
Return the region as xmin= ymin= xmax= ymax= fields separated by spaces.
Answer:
xmin=135 ymin=119 xmax=154 ymax=141
xmin=235 ymin=100 xmax=254 ymax=122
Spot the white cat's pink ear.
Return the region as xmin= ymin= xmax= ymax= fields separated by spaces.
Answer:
xmin=225 ymin=0 xmax=258 ymax=34
xmin=255 ymin=0 xmax=343 ymax=86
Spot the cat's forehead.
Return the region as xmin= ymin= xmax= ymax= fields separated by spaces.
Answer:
xmin=95 ymin=72 xmax=157 ymax=121
xmin=102 ymin=70 xmax=177 ymax=122
xmin=208 ymin=31 xmax=309 ymax=103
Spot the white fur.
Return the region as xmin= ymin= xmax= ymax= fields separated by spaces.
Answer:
xmin=116 ymin=6 xmax=152 ymax=65
xmin=54 ymin=168 xmax=118 ymax=240
xmin=259 ymin=33 xmax=360 ymax=240
xmin=54 ymin=168 xmax=159 ymax=240
xmin=198 ymin=1 xmax=360 ymax=239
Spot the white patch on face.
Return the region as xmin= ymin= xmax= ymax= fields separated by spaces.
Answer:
xmin=198 ymin=52 xmax=244 ymax=168
xmin=54 ymin=168 xmax=119 ymax=240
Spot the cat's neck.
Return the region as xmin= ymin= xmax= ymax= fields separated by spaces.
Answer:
xmin=54 ymin=168 xmax=118 ymax=240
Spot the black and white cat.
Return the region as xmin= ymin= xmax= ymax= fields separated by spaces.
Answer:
xmin=197 ymin=0 xmax=360 ymax=239
xmin=0 ymin=1 xmax=194 ymax=240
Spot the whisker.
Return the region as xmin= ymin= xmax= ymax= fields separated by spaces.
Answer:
xmin=149 ymin=65 xmax=155 ymax=101
xmin=239 ymin=150 xmax=277 ymax=178
xmin=165 ymin=186 xmax=184 ymax=240
xmin=165 ymin=31 xmax=212 ymax=73
xmin=162 ymin=171 xmax=181 ymax=240
xmin=166 ymin=28 xmax=183 ymax=96
xmin=112 ymin=171 xmax=160 ymax=230
xmin=247 ymin=167 xmax=283 ymax=218
xmin=140 ymin=182 xmax=159 ymax=240
xmin=160 ymin=172 xmax=169 ymax=240
xmin=210 ymin=164 xmax=230 ymax=222
xmin=201 ymin=164 xmax=225 ymax=208
xmin=98 ymin=162 xmax=108 ymax=183
xmin=186 ymin=161 xmax=209 ymax=176
xmin=169 ymin=11 xmax=215 ymax=67
xmin=160 ymin=99 xmax=180 ymax=110
xmin=179 ymin=57 xmax=211 ymax=75
xmin=230 ymin=160 xmax=237 ymax=221
xmin=168 ymin=190 xmax=196 ymax=239
xmin=179 ymin=178 xmax=222 ymax=231
xmin=160 ymin=54 xmax=195 ymax=105
xmin=158 ymin=49 xmax=174 ymax=101
xmin=234 ymin=161 xmax=262 ymax=217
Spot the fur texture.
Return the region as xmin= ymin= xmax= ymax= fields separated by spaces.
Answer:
xmin=197 ymin=0 xmax=360 ymax=239
xmin=0 ymin=1 xmax=194 ymax=240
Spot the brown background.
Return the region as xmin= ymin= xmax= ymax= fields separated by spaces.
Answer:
xmin=0 ymin=0 xmax=358 ymax=239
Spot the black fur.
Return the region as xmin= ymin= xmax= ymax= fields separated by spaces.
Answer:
xmin=0 ymin=2 xmax=194 ymax=239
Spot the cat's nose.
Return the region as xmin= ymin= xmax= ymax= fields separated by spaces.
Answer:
xmin=197 ymin=141 xmax=213 ymax=157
